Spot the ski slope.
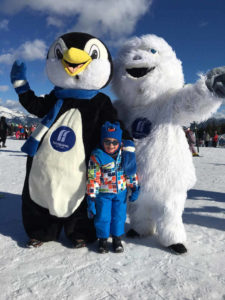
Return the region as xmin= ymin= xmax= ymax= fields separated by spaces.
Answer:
xmin=0 ymin=138 xmax=224 ymax=300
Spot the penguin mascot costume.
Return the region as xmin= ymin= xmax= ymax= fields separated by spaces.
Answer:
xmin=10 ymin=32 xmax=133 ymax=248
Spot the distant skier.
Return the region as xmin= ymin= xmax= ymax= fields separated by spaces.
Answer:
xmin=184 ymin=127 xmax=199 ymax=157
xmin=212 ymin=131 xmax=219 ymax=147
xmin=203 ymin=131 xmax=210 ymax=147
xmin=0 ymin=116 xmax=9 ymax=148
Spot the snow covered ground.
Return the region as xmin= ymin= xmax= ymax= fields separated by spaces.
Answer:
xmin=0 ymin=138 xmax=224 ymax=300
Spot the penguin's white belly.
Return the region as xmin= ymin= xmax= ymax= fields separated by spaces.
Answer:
xmin=29 ymin=109 xmax=86 ymax=217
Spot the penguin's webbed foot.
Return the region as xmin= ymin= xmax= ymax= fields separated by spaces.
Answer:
xmin=73 ymin=239 xmax=87 ymax=248
xmin=126 ymin=228 xmax=140 ymax=238
xmin=168 ymin=243 xmax=187 ymax=254
xmin=27 ymin=239 xmax=44 ymax=248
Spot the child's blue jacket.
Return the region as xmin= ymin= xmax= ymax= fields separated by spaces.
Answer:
xmin=87 ymin=146 xmax=139 ymax=197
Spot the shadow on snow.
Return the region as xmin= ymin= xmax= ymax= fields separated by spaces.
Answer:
xmin=184 ymin=189 xmax=225 ymax=231
xmin=0 ymin=189 xmax=224 ymax=251
xmin=0 ymin=191 xmax=27 ymax=247
xmin=0 ymin=191 xmax=78 ymax=249
xmin=187 ymin=189 xmax=225 ymax=203
xmin=0 ymin=149 xmax=22 ymax=153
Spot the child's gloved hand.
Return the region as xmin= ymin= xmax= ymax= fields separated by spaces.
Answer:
xmin=87 ymin=196 xmax=96 ymax=219
xmin=10 ymin=60 xmax=30 ymax=94
xmin=129 ymin=187 xmax=140 ymax=202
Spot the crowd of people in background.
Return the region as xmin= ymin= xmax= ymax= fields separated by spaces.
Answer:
xmin=1 ymin=115 xmax=225 ymax=152
xmin=0 ymin=116 xmax=37 ymax=148
xmin=184 ymin=126 xmax=225 ymax=156
xmin=202 ymin=130 xmax=221 ymax=148
xmin=12 ymin=124 xmax=36 ymax=140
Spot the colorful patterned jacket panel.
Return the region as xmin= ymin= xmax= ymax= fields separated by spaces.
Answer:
xmin=86 ymin=148 xmax=139 ymax=197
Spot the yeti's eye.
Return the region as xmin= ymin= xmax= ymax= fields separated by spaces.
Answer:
xmin=150 ymin=49 xmax=157 ymax=54
xmin=54 ymin=44 xmax=63 ymax=60
xmin=89 ymin=45 xmax=100 ymax=59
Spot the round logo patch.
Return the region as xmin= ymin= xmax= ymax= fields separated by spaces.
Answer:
xmin=50 ymin=126 xmax=76 ymax=152
xmin=132 ymin=118 xmax=152 ymax=139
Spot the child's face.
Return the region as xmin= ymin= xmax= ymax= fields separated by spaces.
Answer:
xmin=103 ymin=138 xmax=120 ymax=154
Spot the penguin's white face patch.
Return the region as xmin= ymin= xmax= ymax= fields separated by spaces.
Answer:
xmin=50 ymin=126 xmax=76 ymax=152
xmin=47 ymin=38 xmax=67 ymax=60
xmin=84 ymin=38 xmax=108 ymax=60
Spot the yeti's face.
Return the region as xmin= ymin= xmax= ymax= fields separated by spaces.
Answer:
xmin=112 ymin=34 xmax=184 ymax=107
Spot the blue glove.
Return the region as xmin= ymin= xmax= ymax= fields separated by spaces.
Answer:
xmin=10 ymin=60 xmax=30 ymax=94
xmin=205 ymin=66 xmax=225 ymax=98
xmin=131 ymin=118 xmax=152 ymax=139
xmin=87 ymin=196 xmax=96 ymax=219
xmin=122 ymin=140 xmax=137 ymax=175
xmin=129 ymin=187 xmax=140 ymax=202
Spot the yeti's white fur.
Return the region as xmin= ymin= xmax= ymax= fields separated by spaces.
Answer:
xmin=112 ymin=34 xmax=222 ymax=247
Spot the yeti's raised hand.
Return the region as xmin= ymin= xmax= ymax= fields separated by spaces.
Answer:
xmin=206 ymin=66 xmax=225 ymax=98
xmin=10 ymin=60 xmax=30 ymax=95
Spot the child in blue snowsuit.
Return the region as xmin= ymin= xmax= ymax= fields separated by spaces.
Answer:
xmin=86 ymin=121 xmax=140 ymax=253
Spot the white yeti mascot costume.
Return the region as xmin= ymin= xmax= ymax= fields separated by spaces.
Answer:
xmin=112 ymin=34 xmax=225 ymax=254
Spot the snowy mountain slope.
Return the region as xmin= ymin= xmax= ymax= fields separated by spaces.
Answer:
xmin=0 ymin=105 xmax=38 ymax=125
xmin=0 ymin=138 xmax=224 ymax=300
xmin=0 ymin=106 xmax=25 ymax=118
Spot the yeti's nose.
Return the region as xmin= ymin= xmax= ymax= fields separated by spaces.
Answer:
xmin=133 ymin=55 xmax=142 ymax=60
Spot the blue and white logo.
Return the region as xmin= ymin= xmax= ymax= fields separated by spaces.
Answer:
xmin=50 ymin=126 xmax=76 ymax=152
xmin=132 ymin=118 xmax=152 ymax=139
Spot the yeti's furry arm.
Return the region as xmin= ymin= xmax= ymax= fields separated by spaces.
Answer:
xmin=172 ymin=75 xmax=222 ymax=126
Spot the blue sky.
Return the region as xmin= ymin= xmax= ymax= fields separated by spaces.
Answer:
xmin=0 ymin=0 xmax=225 ymax=117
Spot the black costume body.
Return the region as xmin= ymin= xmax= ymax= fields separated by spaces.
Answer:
xmin=19 ymin=89 xmax=123 ymax=243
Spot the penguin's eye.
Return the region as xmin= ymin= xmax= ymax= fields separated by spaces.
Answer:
xmin=56 ymin=49 xmax=63 ymax=59
xmin=54 ymin=44 xmax=63 ymax=60
xmin=89 ymin=45 xmax=100 ymax=59
xmin=150 ymin=49 xmax=157 ymax=54
xmin=91 ymin=49 xmax=98 ymax=59
xmin=84 ymin=38 xmax=108 ymax=60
